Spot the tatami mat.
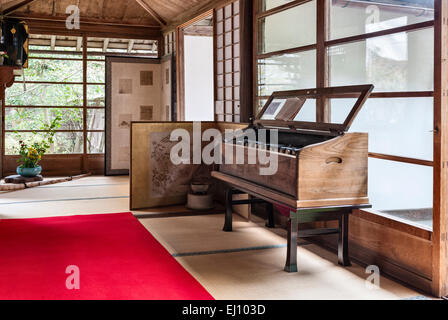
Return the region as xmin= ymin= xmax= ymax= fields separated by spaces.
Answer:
xmin=175 ymin=246 xmax=416 ymax=300
xmin=141 ymin=213 xmax=422 ymax=300
xmin=0 ymin=175 xmax=427 ymax=300
xmin=0 ymin=176 xmax=130 ymax=219
xmin=0 ymin=184 xmax=128 ymax=204
xmin=139 ymin=214 xmax=289 ymax=255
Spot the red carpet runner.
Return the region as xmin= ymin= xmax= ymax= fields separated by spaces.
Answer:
xmin=0 ymin=213 xmax=213 ymax=300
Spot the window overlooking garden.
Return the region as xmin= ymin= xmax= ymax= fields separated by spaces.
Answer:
xmin=4 ymin=34 xmax=157 ymax=156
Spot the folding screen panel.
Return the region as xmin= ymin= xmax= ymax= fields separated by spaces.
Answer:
xmin=130 ymin=121 xmax=247 ymax=209
xmin=105 ymin=57 xmax=163 ymax=175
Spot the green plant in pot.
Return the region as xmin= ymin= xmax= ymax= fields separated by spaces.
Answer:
xmin=0 ymin=51 xmax=8 ymax=65
xmin=16 ymin=116 xmax=61 ymax=178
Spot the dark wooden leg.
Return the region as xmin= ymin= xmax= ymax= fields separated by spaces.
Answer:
xmin=284 ymin=213 xmax=298 ymax=272
xmin=223 ymin=188 xmax=233 ymax=232
xmin=265 ymin=202 xmax=275 ymax=228
xmin=338 ymin=212 xmax=351 ymax=267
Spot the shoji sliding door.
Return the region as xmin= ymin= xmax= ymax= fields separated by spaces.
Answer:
xmin=214 ymin=0 xmax=242 ymax=123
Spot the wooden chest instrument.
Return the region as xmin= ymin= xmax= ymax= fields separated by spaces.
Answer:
xmin=212 ymin=85 xmax=374 ymax=210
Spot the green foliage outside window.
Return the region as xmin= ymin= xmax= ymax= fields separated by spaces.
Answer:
xmin=5 ymin=55 xmax=106 ymax=155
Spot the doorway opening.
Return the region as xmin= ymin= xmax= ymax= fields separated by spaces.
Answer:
xmin=177 ymin=12 xmax=214 ymax=121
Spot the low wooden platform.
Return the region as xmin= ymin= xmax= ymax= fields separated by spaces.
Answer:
xmin=0 ymin=173 xmax=91 ymax=191
xmin=4 ymin=175 xmax=44 ymax=184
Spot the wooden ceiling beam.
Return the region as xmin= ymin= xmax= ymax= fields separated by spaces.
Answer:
xmin=183 ymin=25 xmax=213 ymax=37
xmin=9 ymin=13 xmax=161 ymax=29
xmin=3 ymin=0 xmax=38 ymax=15
xmin=18 ymin=18 xmax=162 ymax=40
xmin=164 ymin=0 xmax=226 ymax=31
xmin=135 ymin=0 xmax=167 ymax=27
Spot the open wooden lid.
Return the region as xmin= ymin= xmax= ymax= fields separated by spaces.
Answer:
xmin=255 ymin=85 xmax=374 ymax=134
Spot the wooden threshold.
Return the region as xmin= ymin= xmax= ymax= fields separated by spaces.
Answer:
xmin=356 ymin=209 xmax=432 ymax=240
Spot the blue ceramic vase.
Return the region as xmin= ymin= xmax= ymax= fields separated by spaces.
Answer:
xmin=17 ymin=166 xmax=42 ymax=178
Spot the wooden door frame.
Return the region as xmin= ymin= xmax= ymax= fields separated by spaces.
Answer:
xmin=433 ymin=0 xmax=448 ymax=298
xmin=175 ymin=9 xmax=214 ymax=121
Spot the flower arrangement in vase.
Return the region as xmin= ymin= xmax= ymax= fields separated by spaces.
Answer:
xmin=16 ymin=116 xmax=61 ymax=178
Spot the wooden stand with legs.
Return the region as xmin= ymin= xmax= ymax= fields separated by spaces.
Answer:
xmin=223 ymin=187 xmax=371 ymax=272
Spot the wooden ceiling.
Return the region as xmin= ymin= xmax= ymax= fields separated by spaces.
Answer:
xmin=0 ymin=0 xmax=219 ymax=28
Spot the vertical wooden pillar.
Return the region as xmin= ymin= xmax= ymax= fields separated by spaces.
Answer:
xmin=239 ymin=0 xmax=254 ymax=122
xmin=252 ymin=0 xmax=259 ymax=118
xmin=316 ymin=0 xmax=329 ymax=123
xmin=213 ymin=9 xmax=218 ymax=122
xmin=82 ymin=35 xmax=88 ymax=173
xmin=157 ymin=36 xmax=163 ymax=59
xmin=1 ymin=85 xmax=5 ymax=178
xmin=0 ymin=68 xmax=15 ymax=178
xmin=176 ymin=26 xmax=185 ymax=121
xmin=433 ymin=0 xmax=448 ymax=298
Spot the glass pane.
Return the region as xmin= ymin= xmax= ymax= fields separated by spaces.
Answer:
xmin=56 ymin=47 xmax=79 ymax=52
xmin=87 ymin=109 xmax=105 ymax=130
xmin=259 ymin=98 xmax=316 ymax=122
xmin=15 ymin=59 xmax=83 ymax=83
xmin=87 ymin=55 xmax=105 ymax=61
xmin=87 ymin=85 xmax=105 ymax=106
xmin=87 ymin=61 xmax=105 ymax=83
xmin=330 ymin=0 xmax=435 ymax=40
xmin=5 ymin=108 xmax=83 ymax=131
xmin=6 ymin=83 xmax=83 ymax=106
xmin=259 ymin=0 xmax=296 ymax=12
xmin=332 ymin=97 xmax=433 ymax=160
xmin=29 ymin=43 xmax=80 ymax=52
xmin=330 ymin=98 xmax=356 ymax=124
xmin=257 ymin=99 xmax=268 ymax=114
xmin=329 ymin=27 xmax=434 ymax=92
xmin=225 ymin=4 xmax=232 ymax=18
xmin=294 ymin=99 xmax=316 ymax=122
xmin=258 ymin=50 xmax=316 ymax=96
xmin=259 ymin=1 xmax=316 ymax=54
xmin=261 ymin=99 xmax=284 ymax=119
xmin=87 ymin=132 xmax=105 ymax=154
xmin=369 ymin=158 xmax=432 ymax=217
xmin=6 ymin=132 xmax=83 ymax=155
xmin=233 ymin=1 xmax=240 ymax=14
xmin=217 ymin=8 xmax=223 ymax=21
xmin=261 ymin=97 xmax=311 ymax=121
